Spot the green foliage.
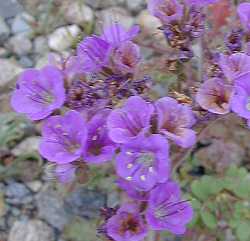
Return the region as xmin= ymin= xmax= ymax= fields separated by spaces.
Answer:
xmin=189 ymin=165 xmax=250 ymax=241
xmin=0 ymin=113 xmax=33 ymax=148
xmin=63 ymin=217 xmax=101 ymax=241
xmin=201 ymin=211 xmax=217 ymax=229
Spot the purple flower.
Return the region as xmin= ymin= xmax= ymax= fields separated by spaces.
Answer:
xmin=101 ymin=23 xmax=140 ymax=47
xmin=238 ymin=3 xmax=250 ymax=32
xmin=11 ymin=66 xmax=65 ymax=120
xmin=184 ymin=7 xmax=205 ymax=39
xmin=77 ymin=23 xmax=140 ymax=76
xmin=112 ymin=41 xmax=141 ymax=75
xmin=77 ymin=36 xmax=111 ymax=73
xmin=155 ymin=97 xmax=196 ymax=148
xmin=107 ymin=96 xmax=154 ymax=144
xmin=146 ymin=181 xmax=193 ymax=234
xmin=106 ymin=203 xmax=148 ymax=241
xmin=116 ymin=135 xmax=170 ymax=191
xmin=196 ymin=78 xmax=234 ymax=114
xmin=148 ymin=0 xmax=184 ymax=24
xmin=219 ymin=53 xmax=250 ymax=82
xmin=231 ymin=73 xmax=250 ymax=120
xmin=39 ymin=111 xmax=88 ymax=164
xmin=184 ymin=0 xmax=218 ymax=7
xmin=224 ymin=29 xmax=243 ymax=54
xmin=117 ymin=178 xmax=150 ymax=201
xmin=84 ymin=109 xmax=116 ymax=164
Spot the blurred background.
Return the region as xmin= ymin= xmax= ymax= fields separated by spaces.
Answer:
xmin=1 ymin=0 xmax=250 ymax=241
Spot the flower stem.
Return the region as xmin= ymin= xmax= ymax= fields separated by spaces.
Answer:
xmin=154 ymin=232 xmax=161 ymax=241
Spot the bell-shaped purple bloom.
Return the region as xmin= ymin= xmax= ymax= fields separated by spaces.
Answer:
xmin=184 ymin=0 xmax=218 ymax=7
xmin=11 ymin=66 xmax=65 ymax=121
xmin=155 ymin=97 xmax=196 ymax=148
xmin=112 ymin=41 xmax=141 ymax=75
xmin=84 ymin=109 xmax=116 ymax=164
xmin=231 ymin=73 xmax=250 ymax=120
xmin=101 ymin=23 xmax=140 ymax=47
xmin=196 ymin=78 xmax=234 ymax=115
xmin=77 ymin=36 xmax=111 ymax=73
xmin=219 ymin=53 xmax=250 ymax=82
xmin=107 ymin=96 xmax=154 ymax=144
xmin=146 ymin=181 xmax=193 ymax=234
xmin=106 ymin=203 xmax=148 ymax=241
xmin=148 ymin=0 xmax=184 ymax=24
xmin=117 ymin=178 xmax=150 ymax=201
xmin=39 ymin=111 xmax=88 ymax=164
xmin=238 ymin=3 xmax=250 ymax=32
xmin=116 ymin=134 xmax=170 ymax=191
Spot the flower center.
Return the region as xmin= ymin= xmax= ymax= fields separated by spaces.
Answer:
xmin=137 ymin=153 xmax=154 ymax=168
xmin=68 ymin=143 xmax=81 ymax=153
xmin=43 ymin=92 xmax=54 ymax=104
xmin=120 ymin=214 xmax=140 ymax=234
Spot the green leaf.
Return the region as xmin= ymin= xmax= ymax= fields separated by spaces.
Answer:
xmin=191 ymin=180 xmax=209 ymax=201
xmin=233 ymin=180 xmax=250 ymax=199
xmin=201 ymin=210 xmax=217 ymax=229
xmin=236 ymin=222 xmax=250 ymax=241
xmin=226 ymin=165 xmax=248 ymax=178
xmin=191 ymin=176 xmax=223 ymax=201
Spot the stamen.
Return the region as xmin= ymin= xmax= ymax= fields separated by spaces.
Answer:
xmin=127 ymin=163 xmax=133 ymax=169
xmin=140 ymin=175 xmax=146 ymax=181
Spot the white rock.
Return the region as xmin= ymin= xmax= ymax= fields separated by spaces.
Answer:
xmin=12 ymin=137 xmax=40 ymax=156
xmin=48 ymin=25 xmax=81 ymax=52
xmin=11 ymin=13 xmax=33 ymax=34
xmin=65 ymin=3 xmax=94 ymax=26
xmin=96 ymin=7 xmax=134 ymax=32
xmin=8 ymin=219 xmax=54 ymax=241
xmin=0 ymin=16 xmax=10 ymax=43
xmin=0 ymin=47 xmax=8 ymax=57
xmin=26 ymin=181 xmax=42 ymax=192
xmin=8 ymin=34 xmax=32 ymax=55
xmin=34 ymin=36 xmax=48 ymax=54
xmin=126 ymin=0 xmax=145 ymax=12
xmin=0 ymin=59 xmax=23 ymax=87
xmin=137 ymin=10 xmax=162 ymax=34
xmin=85 ymin=0 xmax=125 ymax=9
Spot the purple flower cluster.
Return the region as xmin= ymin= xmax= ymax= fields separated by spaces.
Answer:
xmin=106 ymin=181 xmax=193 ymax=241
xmin=11 ymin=19 xmax=195 ymax=238
xmin=102 ymin=96 xmax=194 ymax=239
xmin=148 ymin=0 xmax=214 ymax=61
xmin=10 ymin=1 xmax=250 ymax=240
xmin=196 ymin=52 xmax=250 ymax=118
xmin=195 ymin=3 xmax=250 ymax=127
